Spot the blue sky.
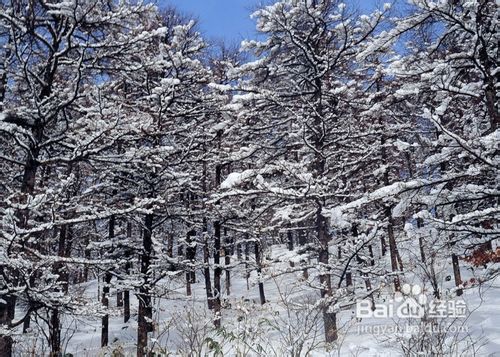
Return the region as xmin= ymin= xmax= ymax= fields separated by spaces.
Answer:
xmin=163 ymin=0 xmax=260 ymax=44
xmin=162 ymin=0 xmax=381 ymax=44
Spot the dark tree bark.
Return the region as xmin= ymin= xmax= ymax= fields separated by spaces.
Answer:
xmin=47 ymin=219 xmax=74 ymax=356
xmin=185 ymin=230 xmax=196 ymax=297
xmin=101 ymin=272 xmax=112 ymax=347
xmin=386 ymin=207 xmax=401 ymax=292
xmin=203 ymin=225 xmax=214 ymax=310
xmin=287 ymin=227 xmax=294 ymax=251
xmin=254 ymin=240 xmax=266 ymax=305
xmin=317 ymin=207 xmax=337 ymax=343
xmin=124 ymin=221 xmax=132 ymax=323
xmin=213 ymin=221 xmax=222 ymax=327
xmin=346 ymin=269 xmax=353 ymax=288
xmin=49 ymin=309 xmax=61 ymax=357
xmin=137 ymin=214 xmax=154 ymax=357
xmin=245 ymin=237 xmax=250 ymax=290
xmin=452 ymin=253 xmax=463 ymax=296
xmin=186 ymin=230 xmax=197 ymax=284
xmin=101 ymin=215 xmax=115 ymax=347
xmin=287 ymin=227 xmax=295 ymax=268
xmin=48 ymin=224 xmax=71 ymax=355
xmin=417 ymin=218 xmax=426 ymax=263
xmin=224 ymin=227 xmax=231 ymax=296
xmin=368 ymin=245 xmax=375 ymax=266
xmin=236 ymin=242 xmax=242 ymax=260
xmin=0 ymin=295 xmax=14 ymax=356
xmin=117 ymin=291 xmax=123 ymax=308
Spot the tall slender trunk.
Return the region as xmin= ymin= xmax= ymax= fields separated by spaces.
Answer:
xmin=386 ymin=207 xmax=401 ymax=291
xmin=451 ymin=253 xmax=463 ymax=296
xmin=254 ymin=239 xmax=266 ymax=305
xmin=186 ymin=230 xmax=197 ymax=284
xmin=203 ymin=224 xmax=214 ymax=310
xmin=137 ymin=214 xmax=153 ymax=357
xmin=0 ymin=34 xmax=11 ymax=111
xmin=48 ymin=224 xmax=69 ymax=356
xmin=245 ymin=237 xmax=250 ymax=290
xmin=117 ymin=291 xmax=123 ymax=307
xmin=116 ymin=218 xmax=123 ymax=306
xmin=0 ymin=295 xmax=14 ymax=356
xmin=224 ymin=227 xmax=231 ymax=296
xmin=49 ymin=309 xmax=61 ymax=357
xmin=213 ymin=221 xmax=222 ymax=327
xmin=417 ymin=218 xmax=426 ymax=263
xmin=368 ymin=245 xmax=375 ymax=266
xmin=429 ymin=258 xmax=440 ymax=299
xmin=381 ymin=130 xmax=402 ymax=291
xmin=236 ymin=242 xmax=242 ymax=260
xmin=317 ymin=206 xmax=337 ymax=342
xmin=346 ymin=269 xmax=353 ymax=288
xmin=101 ymin=272 xmax=112 ymax=347
xmin=166 ymin=233 xmax=174 ymax=270
xmin=123 ymin=221 xmax=132 ymax=323
xmin=185 ymin=230 xmax=196 ymax=296
xmin=287 ymin=227 xmax=295 ymax=268
xmin=346 ymin=226 xmax=356 ymax=289
xmin=298 ymin=229 xmax=308 ymax=279
xmin=287 ymin=227 xmax=294 ymax=251
xmin=101 ymin=216 xmax=115 ymax=347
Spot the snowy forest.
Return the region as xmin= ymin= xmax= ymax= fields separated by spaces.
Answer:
xmin=0 ymin=0 xmax=498 ymax=355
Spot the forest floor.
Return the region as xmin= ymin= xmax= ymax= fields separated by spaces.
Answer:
xmin=14 ymin=244 xmax=500 ymax=356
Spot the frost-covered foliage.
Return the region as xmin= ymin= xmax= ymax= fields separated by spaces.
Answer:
xmin=0 ymin=0 xmax=498 ymax=356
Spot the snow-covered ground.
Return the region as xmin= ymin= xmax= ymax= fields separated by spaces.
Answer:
xmin=14 ymin=244 xmax=500 ymax=356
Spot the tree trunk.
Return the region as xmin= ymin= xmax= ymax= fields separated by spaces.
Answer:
xmin=203 ymin=222 xmax=214 ymax=310
xmin=185 ymin=229 xmax=196 ymax=296
xmin=213 ymin=221 xmax=222 ymax=328
xmin=224 ymin=227 xmax=231 ymax=296
xmin=101 ymin=216 xmax=115 ymax=347
xmin=287 ymin=228 xmax=295 ymax=268
xmin=22 ymin=275 xmax=35 ymax=333
xmin=430 ymin=259 xmax=440 ymax=299
xmin=452 ymin=253 xmax=463 ymax=296
xmin=317 ymin=206 xmax=337 ymax=343
xmin=137 ymin=214 xmax=154 ymax=357
xmin=124 ymin=222 xmax=132 ymax=323
xmin=245 ymin=238 xmax=250 ymax=290
xmin=186 ymin=230 xmax=197 ymax=284
xmin=49 ymin=309 xmax=61 ymax=357
xmin=386 ymin=206 xmax=401 ymax=291
xmin=380 ymin=236 xmax=387 ymax=256
xmin=48 ymin=223 xmax=72 ymax=355
xmin=298 ymin=229 xmax=308 ymax=279
xmin=346 ymin=269 xmax=353 ymax=288
xmin=287 ymin=227 xmax=294 ymax=251
xmin=237 ymin=242 xmax=242 ymax=260
xmin=417 ymin=218 xmax=426 ymax=263
xmin=0 ymin=296 xmax=14 ymax=356
xmin=117 ymin=291 xmax=123 ymax=308
xmin=254 ymin=240 xmax=266 ymax=305
xmin=368 ymin=245 xmax=375 ymax=266
xmin=101 ymin=272 xmax=112 ymax=347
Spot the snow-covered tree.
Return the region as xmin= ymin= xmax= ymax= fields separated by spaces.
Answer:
xmin=216 ymin=0 xmax=392 ymax=343
xmin=0 ymin=1 xmax=165 ymax=354
xmin=383 ymin=0 xmax=499 ymax=288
